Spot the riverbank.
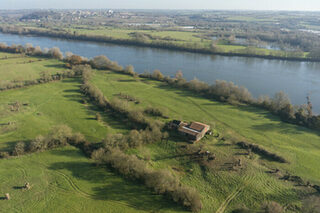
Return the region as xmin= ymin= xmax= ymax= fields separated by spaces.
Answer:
xmin=1 ymin=31 xmax=320 ymax=113
xmin=1 ymin=27 xmax=318 ymax=62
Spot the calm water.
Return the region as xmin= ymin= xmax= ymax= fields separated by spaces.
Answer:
xmin=1 ymin=32 xmax=320 ymax=113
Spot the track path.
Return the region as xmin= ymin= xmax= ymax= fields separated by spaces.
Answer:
xmin=215 ymin=175 xmax=254 ymax=213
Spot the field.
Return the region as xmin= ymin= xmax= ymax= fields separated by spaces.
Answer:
xmin=0 ymin=52 xmax=65 ymax=82
xmin=0 ymin=53 xmax=319 ymax=212
xmin=19 ymin=25 xmax=303 ymax=58
xmin=0 ymin=146 xmax=183 ymax=213
xmin=89 ymin=70 xmax=320 ymax=211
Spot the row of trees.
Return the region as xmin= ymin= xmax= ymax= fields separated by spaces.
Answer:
xmin=79 ymin=64 xmax=168 ymax=149
xmin=64 ymin=54 xmax=320 ymax=132
xmin=92 ymin=148 xmax=202 ymax=212
xmin=1 ymin=26 xmax=317 ymax=61
xmin=0 ymin=69 xmax=78 ymax=92
xmin=83 ymin=52 xmax=319 ymax=131
xmin=0 ymin=42 xmax=64 ymax=60
xmin=78 ymin=63 xmax=202 ymax=212
xmin=0 ymin=125 xmax=87 ymax=158
xmin=138 ymin=69 xmax=320 ymax=131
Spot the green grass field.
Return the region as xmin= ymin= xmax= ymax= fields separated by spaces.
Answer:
xmin=0 ymin=54 xmax=319 ymax=212
xmin=0 ymin=146 xmax=184 ymax=213
xmin=89 ymin=70 xmax=320 ymax=211
xmin=0 ymin=53 xmax=66 ymax=82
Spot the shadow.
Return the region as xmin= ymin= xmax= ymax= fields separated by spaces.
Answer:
xmin=44 ymin=64 xmax=65 ymax=69
xmin=48 ymin=161 xmax=185 ymax=212
xmin=61 ymin=78 xmax=80 ymax=83
xmin=234 ymin=152 xmax=249 ymax=156
xmin=0 ymin=140 xmax=31 ymax=153
xmin=0 ymin=197 xmax=7 ymax=200
xmin=13 ymin=186 xmax=24 ymax=190
xmin=117 ymin=79 xmax=137 ymax=83
xmin=214 ymin=143 xmax=231 ymax=147
xmin=251 ymin=122 xmax=320 ymax=136
xmin=86 ymin=104 xmax=132 ymax=131
xmin=63 ymin=89 xmax=80 ymax=93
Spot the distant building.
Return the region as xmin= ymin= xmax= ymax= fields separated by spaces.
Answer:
xmin=172 ymin=121 xmax=210 ymax=142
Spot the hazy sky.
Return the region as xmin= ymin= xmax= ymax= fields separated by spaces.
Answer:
xmin=1 ymin=0 xmax=320 ymax=11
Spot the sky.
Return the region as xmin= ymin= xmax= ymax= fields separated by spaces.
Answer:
xmin=1 ymin=0 xmax=320 ymax=11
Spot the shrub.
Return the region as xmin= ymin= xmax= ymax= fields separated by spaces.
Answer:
xmin=70 ymin=132 xmax=86 ymax=144
xmin=92 ymin=148 xmax=202 ymax=212
xmin=13 ymin=141 xmax=26 ymax=156
xmin=302 ymin=196 xmax=320 ymax=213
xmin=66 ymin=54 xmax=83 ymax=65
xmin=46 ymin=125 xmax=73 ymax=148
xmin=48 ymin=47 xmax=63 ymax=60
xmin=237 ymin=141 xmax=287 ymax=163
xmin=124 ymin=65 xmax=136 ymax=76
xmin=96 ymin=112 xmax=102 ymax=121
xmin=261 ymin=201 xmax=283 ymax=213
xmin=28 ymin=135 xmax=46 ymax=152
xmin=91 ymin=55 xmax=123 ymax=71
xmin=152 ymin=69 xmax=164 ymax=80
xmin=0 ymin=151 xmax=10 ymax=158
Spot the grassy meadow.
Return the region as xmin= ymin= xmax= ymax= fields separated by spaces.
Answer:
xmin=0 ymin=53 xmax=319 ymax=212
xmin=0 ymin=146 xmax=184 ymax=213
xmin=0 ymin=53 xmax=66 ymax=82
xmin=90 ymin=70 xmax=320 ymax=211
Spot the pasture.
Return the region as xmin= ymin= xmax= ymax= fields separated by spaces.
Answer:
xmin=0 ymin=53 xmax=319 ymax=212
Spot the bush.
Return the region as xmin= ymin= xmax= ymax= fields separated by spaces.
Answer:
xmin=124 ymin=65 xmax=136 ymax=76
xmin=28 ymin=135 xmax=46 ymax=152
xmin=237 ymin=141 xmax=287 ymax=163
xmin=302 ymin=196 xmax=320 ymax=213
xmin=13 ymin=141 xmax=26 ymax=156
xmin=92 ymin=148 xmax=202 ymax=212
xmin=91 ymin=55 xmax=123 ymax=71
xmin=0 ymin=151 xmax=10 ymax=158
xmin=48 ymin=47 xmax=63 ymax=60
xmin=152 ymin=69 xmax=164 ymax=80
xmin=261 ymin=201 xmax=283 ymax=213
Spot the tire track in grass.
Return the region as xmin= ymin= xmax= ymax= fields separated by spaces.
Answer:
xmin=215 ymin=175 xmax=254 ymax=213
xmin=54 ymin=170 xmax=140 ymax=209
xmin=215 ymin=186 xmax=243 ymax=213
xmin=54 ymin=170 xmax=92 ymax=198
xmin=37 ymin=157 xmax=139 ymax=209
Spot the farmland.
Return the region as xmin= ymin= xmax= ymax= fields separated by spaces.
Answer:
xmin=0 ymin=52 xmax=319 ymax=212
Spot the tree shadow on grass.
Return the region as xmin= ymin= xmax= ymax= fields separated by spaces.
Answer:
xmin=86 ymin=104 xmax=132 ymax=132
xmin=61 ymin=81 xmax=132 ymax=132
xmin=44 ymin=64 xmax=65 ymax=69
xmin=48 ymin=160 xmax=186 ymax=212
xmin=153 ymin=84 xmax=320 ymax=137
xmin=0 ymin=140 xmax=31 ymax=153
xmin=251 ymin=122 xmax=320 ymax=136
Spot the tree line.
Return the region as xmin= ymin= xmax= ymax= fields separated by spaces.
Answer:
xmin=138 ymin=70 xmax=320 ymax=131
xmin=92 ymin=147 xmax=202 ymax=212
xmin=0 ymin=42 xmax=64 ymax=60
xmin=72 ymin=52 xmax=319 ymax=131
xmin=2 ymin=25 xmax=320 ymax=61
xmin=0 ymin=69 xmax=78 ymax=92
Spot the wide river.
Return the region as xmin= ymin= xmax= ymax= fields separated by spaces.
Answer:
xmin=1 ymin=32 xmax=320 ymax=113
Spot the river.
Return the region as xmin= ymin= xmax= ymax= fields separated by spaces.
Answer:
xmin=1 ymin=32 xmax=320 ymax=113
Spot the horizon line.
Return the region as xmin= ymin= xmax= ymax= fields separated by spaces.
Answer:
xmin=1 ymin=8 xmax=320 ymax=12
